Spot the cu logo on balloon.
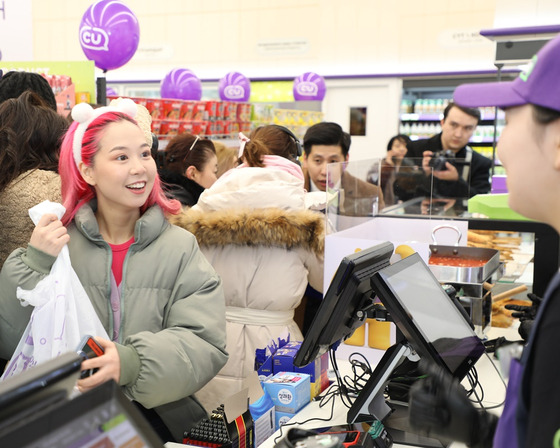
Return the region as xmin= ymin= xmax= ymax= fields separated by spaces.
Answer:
xmin=223 ymin=85 xmax=246 ymax=100
xmin=295 ymin=82 xmax=319 ymax=96
xmin=293 ymin=72 xmax=326 ymax=101
xmin=218 ymin=72 xmax=251 ymax=102
xmin=80 ymin=26 xmax=109 ymax=51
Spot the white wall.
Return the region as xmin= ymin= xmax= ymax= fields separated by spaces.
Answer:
xmin=0 ymin=0 xmax=33 ymax=60
xmin=494 ymin=0 xmax=560 ymax=27
xmin=30 ymin=0 xmax=499 ymax=82
xmin=27 ymin=0 xmax=558 ymax=161
xmin=323 ymin=78 xmax=402 ymax=161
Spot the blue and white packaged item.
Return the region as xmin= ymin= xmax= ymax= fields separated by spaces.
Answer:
xmin=263 ymin=372 xmax=311 ymax=413
xmin=249 ymin=390 xmax=275 ymax=447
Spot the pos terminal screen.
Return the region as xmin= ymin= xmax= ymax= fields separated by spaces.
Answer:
xmin=0 ymin=380 xmax=164 ymax=448
xmin=372 ymin=253 xmax=485 ymax=378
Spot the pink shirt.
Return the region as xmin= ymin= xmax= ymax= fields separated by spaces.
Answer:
xmin=109 ymin=237 xmax=134 ymax=286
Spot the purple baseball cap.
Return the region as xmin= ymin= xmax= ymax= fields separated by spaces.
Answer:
xmin=454 ymin=33 xmax=560 ymax=112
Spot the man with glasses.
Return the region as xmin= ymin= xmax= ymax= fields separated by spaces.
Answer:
xmin=407 ymin=101 xmax=492 ymax=199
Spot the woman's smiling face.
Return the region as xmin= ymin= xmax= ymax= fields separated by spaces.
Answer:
xmin=81 ymin=119 xmax=156 ymax=214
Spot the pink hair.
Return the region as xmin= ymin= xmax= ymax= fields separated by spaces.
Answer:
xmin=58 ymin=112 xmax=181 ymax=226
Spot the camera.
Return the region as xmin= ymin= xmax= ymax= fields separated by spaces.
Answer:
xmin=429 ymin=149 xmax=455 ymax=171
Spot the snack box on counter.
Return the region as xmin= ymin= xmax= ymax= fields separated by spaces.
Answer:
xmin=262 ymin=372 xmax=311 ymax=414
xmin=275 ymin=410 xmax=297 ymax=430
xmin=272 ymin=341 xmax=329 ymax=399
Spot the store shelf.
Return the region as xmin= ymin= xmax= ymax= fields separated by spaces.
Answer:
xmin=108 ymin=96 xmax=323 ymax=142
xmin=400 ymin=110 xmax=504 ymax=122
xmin=401 ymin=113 xmax=442 ymax=121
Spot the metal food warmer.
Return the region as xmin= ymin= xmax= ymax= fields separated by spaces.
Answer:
xmin=428 ymin=225 xmax=504 ymax=337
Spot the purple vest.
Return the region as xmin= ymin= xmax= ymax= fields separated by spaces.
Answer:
xmin=492 ymin=358 xmax=522 ymax=447
xmin=492 ymin=272 xmax=560 ymax=448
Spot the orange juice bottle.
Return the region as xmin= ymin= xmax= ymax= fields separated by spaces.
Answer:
xmin=367 ymin=318 xmax=392 ymax=350
xmin=344 ymin=321 xmax=366 ymax=346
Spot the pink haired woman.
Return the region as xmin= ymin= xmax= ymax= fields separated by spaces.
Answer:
xmin=0 ymin=99 xmax=228 ymax=443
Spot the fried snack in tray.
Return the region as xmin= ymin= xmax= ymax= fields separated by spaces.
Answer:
xmin=467 ymin=230 xmax=493 ymax=244
xmin=467 ymin=230 xmax=521 ymax=262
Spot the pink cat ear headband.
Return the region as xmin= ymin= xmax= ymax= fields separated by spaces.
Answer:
xmin=70 ymin=98 xmax=137 ymax=167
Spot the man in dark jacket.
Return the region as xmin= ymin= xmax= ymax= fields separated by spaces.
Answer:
xmin=407 ymin=102 xmax=492 ymax=199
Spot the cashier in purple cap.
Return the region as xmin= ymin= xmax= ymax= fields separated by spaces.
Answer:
xmin=406 ymin=33 xmax=560 ymax=448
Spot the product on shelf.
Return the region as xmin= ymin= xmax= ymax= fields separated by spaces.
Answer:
xmin=161 ymin=99 xmax=183 ymax=120
xmin=237 ymin=103 xmax=252 ymax=122
xmin=41 ymin=73 xmax=76 ymax=115
xmin=43 ymin=74 xmax=73 ymax=95
xmin=107 ymin=96 xmax=322 ymax=143
xmin=183 ymin=404 xmax=253 ymax=448
xmin=159 ymin=120 xmax=181 ymax=137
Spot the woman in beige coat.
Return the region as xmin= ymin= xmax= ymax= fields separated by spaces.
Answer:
xmin=171 ymin=125 xmax=325 ymax=412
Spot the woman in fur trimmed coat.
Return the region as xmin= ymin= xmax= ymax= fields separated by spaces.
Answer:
xmin=170 ymin=125 xmax=325 ymax=412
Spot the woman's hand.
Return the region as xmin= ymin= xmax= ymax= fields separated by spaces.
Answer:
xmin=29 ymin=213 xmax=70 ymax=257
xmin=77 ymin=337 xmax=121 ymax=393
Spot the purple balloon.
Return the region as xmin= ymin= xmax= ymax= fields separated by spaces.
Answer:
xmin=160 ymin=68 xmax=202 ymax=101
xmin=79 ymin=0 xmax=140 ymax=71
xmin=293 ymin=72 xmax=326 ymax=101
xmin=106 ymin=87 xmax=118 ymax=96
xmin=218 ymin=72 xmax=251 ymax=102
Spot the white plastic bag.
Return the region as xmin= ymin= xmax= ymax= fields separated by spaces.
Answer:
xmin=1 ymin=201 xmax=108 ymax=380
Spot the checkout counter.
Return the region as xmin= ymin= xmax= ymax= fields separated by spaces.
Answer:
xmin=248 ymin=158 xmax=558 ymax=448
xmin=254 ymin=326 xmax=516 ymax=448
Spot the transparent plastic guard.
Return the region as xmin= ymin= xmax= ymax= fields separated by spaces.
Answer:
xmin=326 ymin=157 xmax=473 ymax=232
xmin=325 ymin=158 xmax=382 ymax=233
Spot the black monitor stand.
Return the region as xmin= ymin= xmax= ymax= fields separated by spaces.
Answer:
xmin=346 ymin=341 xmax=448 ymax=448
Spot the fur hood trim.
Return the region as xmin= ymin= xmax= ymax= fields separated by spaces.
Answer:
xmin=170 ymin=208 xmax=325 ymax=256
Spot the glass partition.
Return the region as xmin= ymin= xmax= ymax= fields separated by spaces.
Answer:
xmin=325 ymin=158 xmax=382 ymax=233
xmin=325 ymin=156 xmax=474 ymax=232
xmin=325 ymin=157 xmax=560 ymax=298
xmin=376 ymin=156 xmax=473 ymax=217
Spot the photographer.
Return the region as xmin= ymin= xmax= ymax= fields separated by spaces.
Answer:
xmin=407 ymin=102 xmax=492 ymax=199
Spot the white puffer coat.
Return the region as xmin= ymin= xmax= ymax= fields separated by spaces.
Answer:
xmin=171 ymin=159 xmax=325 ymax=412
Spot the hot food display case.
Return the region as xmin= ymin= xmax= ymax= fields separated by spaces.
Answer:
xmin=427 ymin=225 xmax=504 ymax=337
xmin=325 ymin=159 xmax=560 ymax=335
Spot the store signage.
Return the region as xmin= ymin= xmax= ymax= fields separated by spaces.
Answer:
xmin=135 ymin=44 xmax=174 ymax=60
xmin=438 ymin=28 xmax=489 ymax=48
xmin=250 ymin=81 xmax=294 ymax=102
xmin=0 ymin=0 xmax=33 ymax=61
xmin=256 ymin=38 xmax=310 ymax=56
